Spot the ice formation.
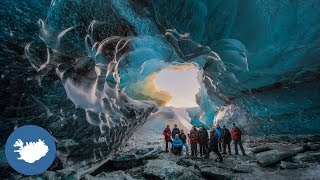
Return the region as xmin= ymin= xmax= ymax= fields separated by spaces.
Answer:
xmin=0 ymin=0 xmax=319 ymax=174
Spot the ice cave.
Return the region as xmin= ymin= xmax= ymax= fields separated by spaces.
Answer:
xmin=0 ymin=0 xmax=320 ymax=179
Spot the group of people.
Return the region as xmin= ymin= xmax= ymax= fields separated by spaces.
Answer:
xmin=163 ymin=123 xmax=246 ymax=163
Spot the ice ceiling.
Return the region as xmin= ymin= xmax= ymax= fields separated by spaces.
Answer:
xmin=1 ymin=0 xmax=320 ymax=171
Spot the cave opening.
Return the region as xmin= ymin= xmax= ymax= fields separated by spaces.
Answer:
xmin=154 ymin=64 xmax=201 ymax=108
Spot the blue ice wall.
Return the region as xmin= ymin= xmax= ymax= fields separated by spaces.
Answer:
xmin=148 ymin=0 xmax=320 ymax=134
xmin=0 ymin=0 xmax=320 ymax=177
xmin=1 ymin=2 xmax=320 ymax=176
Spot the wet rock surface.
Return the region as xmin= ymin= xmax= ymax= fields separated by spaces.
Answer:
xmin=143 ymin=159 xmax=185 ymax=179
xmin=5 ymin=118 xmax=320 ymax=180
xmin=108 ymin=148 xmax=161 ymax=170
xmin=251 ymin=145 xmax=273 ymax=154
xmin=85 ymin=171 xmax=133 ymax=180
xmin=280 ymin=161 xmax=302 ymax=169
xmin=84 ymin=138 xmax=320 ymax=180
xmin=256 ymin=146 xmax=305 ymax=166
xmin=9 ymin=136 xmax=320 ymax=179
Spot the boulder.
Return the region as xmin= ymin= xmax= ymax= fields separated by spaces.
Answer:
xmin=302 ymin=135 xmax=320 ymax=143
xmin=85 ymin=171 xmax=133 ymax=180
xmin=135 ymin=148 xmax=154 ymax=155
xmin=140 ymin=148 xmax=162 ymax=160
xmin=109 ymin=154 xmax=144 ymax=170
xmin=177 ymin=166 xmax=205 ymax=180
xmin=176 ymin=158 xmax=200 ymax=167
xmin=279 ymin=161 xmax=301 ymax=169
xmin=256 ymin=146 xmax=304 ymax=166
xmin=143 ymin=159 xmax=185 ymax=179
xmin=20 ymin=170 xmax=78 ymax=180
xmin=219 ymin=164 xmax=254 ymax=174
xmin=251 ymin=146 xmax=272 ymax=154
xmin=109 ymin=148 xmax=161 ymax=170
xmin=294 ymin=152 xmax=320 ymax=163
xmin=48 ymin=158 xmax=64 ymax=171
xmin=200 ymin=166 xmax=232 ymax=180
xmin=303 ymin=144 xmax=320 ymax=151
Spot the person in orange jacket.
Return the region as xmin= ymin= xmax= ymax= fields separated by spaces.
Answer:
xmin=163 ymin=125 xmax=172 ymax=152
xmin=231 ymin=123 xmax=246 ymax=156
xmin=189 ymin=126 xmax=199 ymax=157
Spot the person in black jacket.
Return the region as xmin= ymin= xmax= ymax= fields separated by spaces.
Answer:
xmin=179 ymin=129 xmax=189 ymax=155
xmin=206 ymin=129 xmax=223 ymax=163
xmin=198 ymin=127 xmax=208 ymax=156
xmin=202 ymin=125 xmax=209 ymax=153
xmin=222 ymin=125 xmax=232 ymax=155
xmin=172 ymin=124 xmax=180 ymax=139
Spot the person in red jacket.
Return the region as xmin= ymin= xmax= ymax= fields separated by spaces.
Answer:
xmin=231 ymin=123 xmax=246 ymax=156
xmin=163 ymin=125 xmax=172 ymax=152
xmin=189 ymin=126 xmax=199 ymax=157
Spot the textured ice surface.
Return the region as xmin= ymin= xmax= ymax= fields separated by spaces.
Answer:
xmin=0 ymin=0 xmax=320 ymax=176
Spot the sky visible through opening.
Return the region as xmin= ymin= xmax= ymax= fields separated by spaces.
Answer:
xmin=155 ymin=68 xmax=200 ymax=108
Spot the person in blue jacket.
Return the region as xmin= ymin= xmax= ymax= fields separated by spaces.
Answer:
xmin=171 ymin=134 xmax=183 ymax=155
xmin=215 ymin=124 xmax=223 ymax=152
xmin=172 ymin=124 xmax=181 ymax=139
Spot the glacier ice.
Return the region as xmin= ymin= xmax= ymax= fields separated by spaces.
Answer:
xmin=0 ymin=0 xmax=320 ymax=176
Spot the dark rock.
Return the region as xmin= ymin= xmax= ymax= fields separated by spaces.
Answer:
xmin=297 ymin=152 xmax=320 ymax=163
xmin=143 ymin=160 xmax=185 ymax=180
xmin=123 ymin=166 xmax=144 ymax=179
xmin=48 ymin=157 xmax=64 ymax=171
xmin=303 ymin=135 xmax=320 ymax=143
xmin=85 ymin=170 xmax=133 ymax=180
xmin=216 ymin=163 xmax=254 ymax=174
xmin=279 ymin=161 xmax=302 ymax=169
xmin=135 ymin=148 xmax=153 ymax=155
xmin=140 ymin=148 xmax=161 ymax=160
xmin=146 ymin=142 xmax=161 ymax=145
xmin=109 ymin=148 xmax=161 ymax=170
xmin=177 ymin=158 xmax=199 ymax=167
xmin=251 ymin=145 xmax=273 ymax=154
xmin=19 ymin=170 xmax=78 ymax=180
xmin=309 ymin=144 xmax=320 ymax=151
xmin=0 ymin=165 xmax=16 ymax=179
xmin=257 ymin=146 xmax=304 ymax=166
xmin=0 ymin=149 xmax=17 ymax=178
xmin=109 ymin=154 xmax=144 ymax=170
xmin=177 ymin=166 xmax=205 ymax=180
xmin=303 ymin=144 xmax=320 ymax=151
xmin=200 ymin=167 xmax=232 ymax=180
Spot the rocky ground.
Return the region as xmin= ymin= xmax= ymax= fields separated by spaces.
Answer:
xmin=2 ymin=111 xmax=320 ymax=179
xmin=84 ymin=137 xmax=320 ymax=180
xmin=12 ymin=134 xmax=319 ymax=180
